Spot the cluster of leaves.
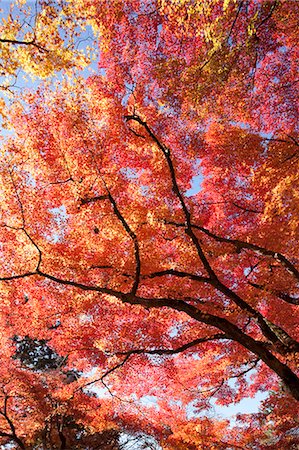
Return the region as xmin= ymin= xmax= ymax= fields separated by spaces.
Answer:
xmin=0 ymin=0 xmax=298 ymax=449
xmin=0 ymin=0 xmax=98 ymax=118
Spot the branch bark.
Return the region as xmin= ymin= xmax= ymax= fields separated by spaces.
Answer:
xmin=33 ymin=268 xmax=299 ymax=401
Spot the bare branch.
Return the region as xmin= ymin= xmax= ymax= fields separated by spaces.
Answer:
xmin=0 ymin=395 xmax=26 ymax=449
xmin=80 ymin=195 xmax=109 ymax=205
xmin=0 ymin=222 xmax=42 ymax=272
xmin=106 ymin=187 xmax=141 ymax=296
xmin=116 ymin=333 xmax=228 ymax=357
xmin=227 ymin=1 xmax=244 ymax=41
xmin=0 ymin=37 xmax=48 ymax=53
xmin=124 ymin=114 xmax=217 ymax=282
xmin=22 ymin=228 xmax=42 ymax=271
xmin=127 ymin=126 xmax=146 ymax=139
xmin=0 ymin=271 xmax=36 ymax=281
xmin=255 ymin=0 xmax=279 ymax=32
xmin=231 ymin=358 xmax=259 ymax=378
xmin=30 ymin=268 xmax=299 ymax=400
xmin=165 ymin=220 xmax=299 ymax=282
xmin=248 ymin=281 xmax=299 ymax=306
xmin=232 ymin=202 xmax=262 ymax=214
xmin=144 ymin=269 xmax=209 ymax=283
xmin=123 ymin=117 xmax=288 ymax=347
xmin=78 ymin=354 xmax=131 ymax=392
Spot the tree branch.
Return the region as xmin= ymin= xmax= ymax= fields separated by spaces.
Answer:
xmin=144 ymin=269 xmax=209 ymax=283
xmin=105 ymin=186 xmax=141 ymax=296
xmin=0 ymin=271 xmax=36 ymax=281
xmin=116 ymin=333 xmax=228 ymax=357
xmin=248 ymin=281 xmax=299 ymax=306
xmin=32 ymin=268 xmax=299 ymax=401
xmin=165 ymin=220 xmax=299 ymax=282
xmin=80 ymin=195 xmax=109 ymax=205
xmin=124 ymin=116 xmax=288 ymax=347
xmin=78 ymin=353 xmax=132 ymax=393
xmin=125 ymin=114 xmax=217 ymax=282
xmin=0 ymin=37 xmax=48 ymax=53
xmin=0 ymin=396 xmax=26 ymax=449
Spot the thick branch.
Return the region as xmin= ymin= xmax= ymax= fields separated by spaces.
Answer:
xmin=80 ymin=195 xmax=108 ymax=205
xmin=124 ymin=116 xmax=287 ymax=346
xmin=125 ymin=114 xmax=217 ymax=282
xmin=33 ymin=269 xmax=299 ymax=400
xmin=146 ymin=270 xmax=284 ymax=347
xmin=166 ymin=220 xmax=299 ymax=282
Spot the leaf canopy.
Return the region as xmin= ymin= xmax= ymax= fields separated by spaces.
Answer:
xmin=0 ymin=1 xmax=298 ymax=449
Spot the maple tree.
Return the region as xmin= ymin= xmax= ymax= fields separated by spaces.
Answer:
xmin=0 ymin=0 xmax=96 ymax=117
xmin=0 ymin=0 xmax=298 ymax=448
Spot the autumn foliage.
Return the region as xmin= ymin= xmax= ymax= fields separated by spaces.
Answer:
xmin=0 ymin=0 xmax=298 ymax=448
